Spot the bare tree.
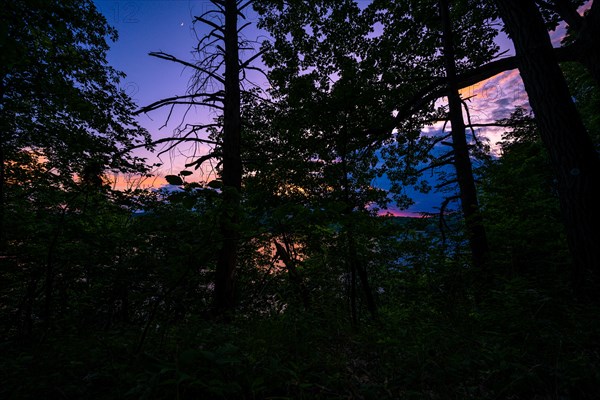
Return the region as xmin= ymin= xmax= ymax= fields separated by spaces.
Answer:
xmin=136 ymin=0 xmax=265 ymax=315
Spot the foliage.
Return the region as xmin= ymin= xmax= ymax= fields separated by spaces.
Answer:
xmin=0 ymin=0 xmax=151 ymax=179
xmin=1 ymin=1 xmax=599 ymax=399
xmin=4 ymin=238 xmax=600 ymax=399
xmin=562 ymin=62 xmax=600 ymax=143
xmin=478 ymin=107 xmax=571 ymax=278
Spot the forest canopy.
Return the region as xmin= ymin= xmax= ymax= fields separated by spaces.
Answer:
xmin=1 ymin=0 xmax=599 ymax=399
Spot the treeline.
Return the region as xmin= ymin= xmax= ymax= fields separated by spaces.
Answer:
xmin=1 ymin=0 xmax=599 ymax=399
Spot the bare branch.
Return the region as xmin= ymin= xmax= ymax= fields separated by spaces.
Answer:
xmin=185 ymin=152 xmax=222 ymax=170
xmin=207 ymin=29 xmax=225 ymax=42
xmin=240 ymin=48 xmax=266 ymax=69
xmin=175 ymin=123 xmax=222 ymax=137
xmin=156 ymin=136 xmax=217 ymax=159
xmin=121 ymin=136 xmax=218 ymax=157
xmin=410 ymin=134 xmax=452 ymax=161
xmin=196 ymin=37 xmax=222 ymax=54
xmin=415 ymin=158 xmax=454 ymax=175
xmin=210 ymin=0 xmax=225 ymax=9
xmin=238 ymin=21 xmax=252 ymax=34
xmin=238 ymin=0 xmax=253 ymax=12
xmin=242 ymin=65 xmax=272 ymax=85
xmin=466 ymin=122 xmax=519 ymax=128
xmin=435 ymin=179 xmax=459 ymax=190
xmin=195 ymin=16 xmax=225 ymax=33
xmin=391 ymin=45 xmax=579 ymax=127
xmin=429 ymin=132 xmax=453 ymax=147
xmin=149 ymin=52 xmax=226 ymax=85
xmin=135 ymin=94 xmax=224 ymax=116
xmin=461 ymin=99 xmax=483 ymax=147
xmin=155 ymin=137 xmax=218 ymax=147
xmin=198 ymin=8 xmax=223 ymax=19
xmin=166 ymin=101 xmax=224 ymax=110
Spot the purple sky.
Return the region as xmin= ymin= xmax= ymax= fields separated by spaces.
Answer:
xmin=93 ymin=0 xmax=588 ymax=214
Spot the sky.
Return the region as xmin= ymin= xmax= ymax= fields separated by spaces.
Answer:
xmin=92 ymin=0 xmax=589 ymax=215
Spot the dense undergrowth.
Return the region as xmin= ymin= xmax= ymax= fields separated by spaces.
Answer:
xmin=2 ymin=148 xmax=598 ymax=399
xmin=2 ymin=185 xmax=599 ymax=399
xmin=3 ymin=261 xmax=599 ymax=400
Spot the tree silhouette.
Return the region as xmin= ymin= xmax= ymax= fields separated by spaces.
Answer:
xmin=136 ymin=0 xmax=265 ymax=315
xmin=494 ymin=0 xmax=600 ymax=299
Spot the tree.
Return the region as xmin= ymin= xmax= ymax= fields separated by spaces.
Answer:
xmin=543 ymin=0 xmax=600 ymax=85
xmin=494 ymin=0 xmax=600 ymax=298
xmin=0 ymin=0 xmax=151 ymax=323
xmin=376 ymin=1 xmax=599 ymax=134
xmin=251 ymin=0 xmax=393 ymax=321
xmin=136 ymin=0 xmax=263 ymax=315
xmin=0 ymin=0 xmax=151 ymax=228
xmin=252 ymin=0 xmax=502 ymax=304
xmin=357 ymin=0 xmax=499 ymax=270
xmin=438 ymin=0 xmax=489 ymax=271
xmin=479 ymin=108 xmax=570 ymax=277
xmin=0 ymin=0 xmax=151 ymax=182
xmin=364 ymin=0 xmax=600 ymax=294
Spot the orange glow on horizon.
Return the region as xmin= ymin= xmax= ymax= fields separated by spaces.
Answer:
xmin=378 ymin=209 xmax=433 ymax=218
xmin=108 ymin=173 xmax=167 ymax=191
xmin=107 ymin=167 xmax=220 ymax=191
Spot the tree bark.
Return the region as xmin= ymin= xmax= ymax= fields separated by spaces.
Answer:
xmin=495 ymin=0 xmax=600 ymax=298
xmin=439 ymin=0 xmax=489 ymax=271
xmin=212 ymin=0 xmax=243 ymax=315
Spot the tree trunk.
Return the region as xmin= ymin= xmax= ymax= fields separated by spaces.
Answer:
xmin=495 ymin=0 xmax=600 ymax=298
xmin=439 ymin=0 xmax=489 ymax=271
xmin=274 ymin=239 xmax=310 ymax=310
xmin=346 ymin=231 xmax=378 ymax=320
xmin=212 ymin=0 xmax=243 ymax=315
xmin=340 ymin=149 xmax=378 ymax=321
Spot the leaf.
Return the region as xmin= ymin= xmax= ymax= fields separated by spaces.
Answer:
xmin=207 ymin=180 xmax=223 ymax=189
xmin=179 ymin=170 xmax=193 ymax=176
xmin=179 ymin=349 xmax=202 ymax=367
xmin=165 ymin=175 xmax=184 ymax=185
xmin=182 ymin=197 xmax=196 ymax=209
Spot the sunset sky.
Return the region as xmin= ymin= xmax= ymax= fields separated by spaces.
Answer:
xmin=93 ymin=0 xmax=588 ymax=215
